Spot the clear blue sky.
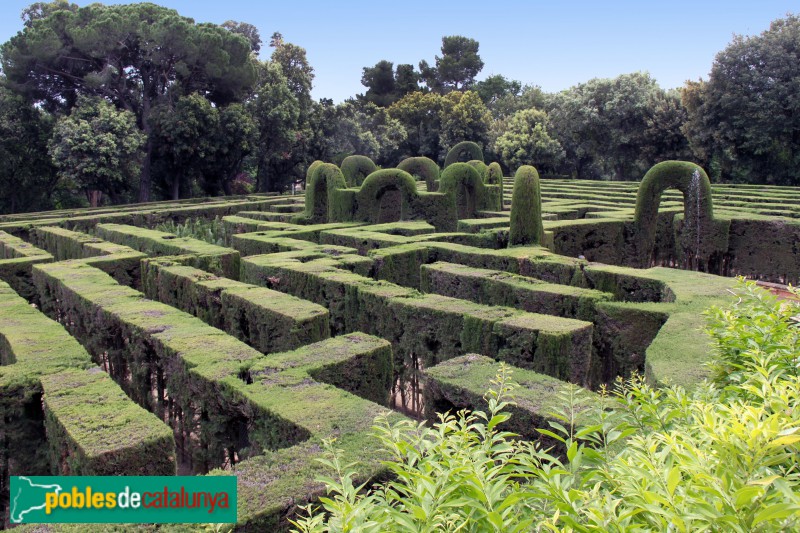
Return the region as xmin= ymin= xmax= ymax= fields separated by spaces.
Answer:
xmin=1 ymin=1 xmax=796 ymax=102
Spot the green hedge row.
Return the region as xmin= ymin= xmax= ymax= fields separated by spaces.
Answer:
xmin=0 ymin=280 xmax=174 ymax=481
xmin=141 ymin=258 xmax=330 ymax=354
xmin=241 ymin=251 xmax=595 ymax=384
xmin=96 ymin=223 xmax=240 ymax=279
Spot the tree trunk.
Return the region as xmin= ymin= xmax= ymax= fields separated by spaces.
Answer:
xmin=140 ymin=137 xmax=152 ymax=202
xmin=222 ymin=173 xmax=232 ymax=196
xmin=87 ymin=190 xmax=102 ymax=207
xmin=172 ymin=175 xmax=180 ymax=201
xmin=139 ymin=96 xmax=153 ymax=202
xmin=256 ymin=158 xmax=271 ymax=193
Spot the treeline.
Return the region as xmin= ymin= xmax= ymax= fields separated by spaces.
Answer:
xmin=0 ymin=2 xmax=798 ymax=215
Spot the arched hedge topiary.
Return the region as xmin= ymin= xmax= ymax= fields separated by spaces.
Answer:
xmin=444 ymin=141 xmax=483 ymax=167
xmin=397 ymin=157 xmax=440 ymax=192
xmin=486 ymin=162 xmax=503 ymax=185
xmin=306 ymin=160 xmax=324 ymax=184
xmin=634 ymin=160 xmax=716 ymax=268
xmin=356 ymin=169 xmax=418 ymax=223
xmin=485 ymin=162 xmax=505 ymax=211
xmin=467 ymin=160 xmax=488 ymax=182
xmin=509 ymin=165 xmax=543 ymax=246
xmin=304 ymin=163 xmax=347 ymax=223
xmin=439 ymin=163 xmax=484 ymax=219
xmin=340 ymin=155 xmax=377 ymax=187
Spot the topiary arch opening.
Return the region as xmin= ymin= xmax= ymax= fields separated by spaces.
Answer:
xmin=633 ymin=161 xmax=715 ymax=269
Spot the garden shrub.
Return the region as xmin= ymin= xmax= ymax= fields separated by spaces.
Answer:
xmin=486 ymin=162 xmax=503 ymax=185
xmin=438 ymin=163 xmax=483 ymax=219
xmin=293 ymin=280 xmax=800 ymax=532
xmin=397 ymin=157 xmax=440 ymax=192
xmin=306 ymin=160 xmax=324 ymax=183
xmin=155 ymin=216 xmax=228 ymax=246
xmin=355 ymin=169 xmax=418 ymax=224
xmin=466 ymin=159 xmax=488 ymax=182
xmin=509 ymin=165 xmax=543 ymax=246
xmin=304 ymin=163 xmax=348 ymax=223
xmin=634 ymin=161 xmax=716 ymax=269
xmin=341 ymin=155 xmax=377 ymax=187
xmin=444 ymin=141 xmax=483 ymax=167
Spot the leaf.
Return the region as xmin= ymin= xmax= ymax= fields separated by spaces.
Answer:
xmin=770 ymin=435 xmax=800 ymax=447
xmin=748 ymin=475 xmax=781 ymax=486
xmin=752 ymin=503 xmax=800 ymax=525
xmin=566 ymin=440 xmax=578 ymax=463
xmin=667 ymin=467 xmax=681 ymax=496
xmin=733 ymin=485 xmax=762 ymax=507
xmin=487 ymin=413 xmax=510 ymax=431
xmin=487 ymin=510 xmax=504 ymax=530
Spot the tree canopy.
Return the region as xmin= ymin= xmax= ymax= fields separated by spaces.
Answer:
xmin=682 ymin=15 xmax=800 ymax=185
xmin=0 ymin=5 xmax=798 ymax=214
xmin=1 ymin=1 xmax=257 ymax=200
xmin=420 ymin=36 xmax=484 ymax=93
xmin=49 ymin=96 xmax=145 ymax=206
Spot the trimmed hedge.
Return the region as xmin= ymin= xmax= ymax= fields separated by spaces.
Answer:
xmin=0 ymin=280 xmax=174 ymax=483
xmin=397 ymin=156 xmax=440 ymax=192
xmin=439 ymin=163 xmax=484 ymax=219
xmin=341 ymin=155 xmax=377 ymax=187
xmin=356 ymin=169 xmax=418 ymax=224
xmin=509 ymin=165 xmax=544 ymax=246
xmin=486 ymin=162 xmax=503 ymax=185
xmin=306 ymin=160 xmax=324 ymax=183
xmin=241 ymin=252 xmax=595 ymax=385
xmin=141 ymin=258 xmax=330 ymax=353
xmin=42 ymin=369 xmax=175 ymax=475
xmin=466 ymin=160 xmax=488 ymax=181
xmin=305 ymin=163 xmax=348 ymax=224
xmin=444 ymin=141 xmax=483 ymax=167
xmin=486 ymin=162 xmax=504 ymax=211
xmin=633 ymin=161 xmax=717 ymax=269
xmin=95 ymin=223 xmax=240 ymax=279
xmin=0 ymin=231 xmax=53 ymax=302
xmin=423 ymin=354 xmax=596 ymax=447
xmin=31 ymin=226 xmax=146 ymax=288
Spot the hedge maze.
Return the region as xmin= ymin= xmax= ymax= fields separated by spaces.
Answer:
xmin=1 ymin=158 xmax=799 ymax=529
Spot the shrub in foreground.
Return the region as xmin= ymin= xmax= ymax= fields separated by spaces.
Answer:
xmin=292 ymin=280 xmax=800 ymax=532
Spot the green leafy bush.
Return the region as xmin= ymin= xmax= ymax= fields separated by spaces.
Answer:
xmin=154 ymin=217 xmax=228 ymax=246
xmin=292 ymin=280 xmax=800 ymax=532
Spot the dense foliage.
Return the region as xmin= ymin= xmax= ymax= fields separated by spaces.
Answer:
xmin=49 ymin=96 xmax=145 ymax=206
xmin=681 ymin=15 xmax=800 ymax=185
xmin=0 ymin=2 xmax=798 ymax=214
xmin=292 ymin=280 xmax=800 ymax=532
xmin=154 ymin=217 xmax=228 ymax=247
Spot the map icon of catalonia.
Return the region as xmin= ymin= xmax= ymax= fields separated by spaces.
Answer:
xmin=10 ymin=477 xmax=62 ymax=523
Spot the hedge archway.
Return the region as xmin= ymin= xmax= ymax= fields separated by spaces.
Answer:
xmin=444 ymin=141 xmax=483 ymax=167
xmin=304 ymin=163 xmax=347 ymax=223
xmin=633 ymin=161 xmax=715 ymax=268
xmin=341 ymin=155 xmax=377 ymax=187
xmin=397 ymin=157 xmax=440 ymax=192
